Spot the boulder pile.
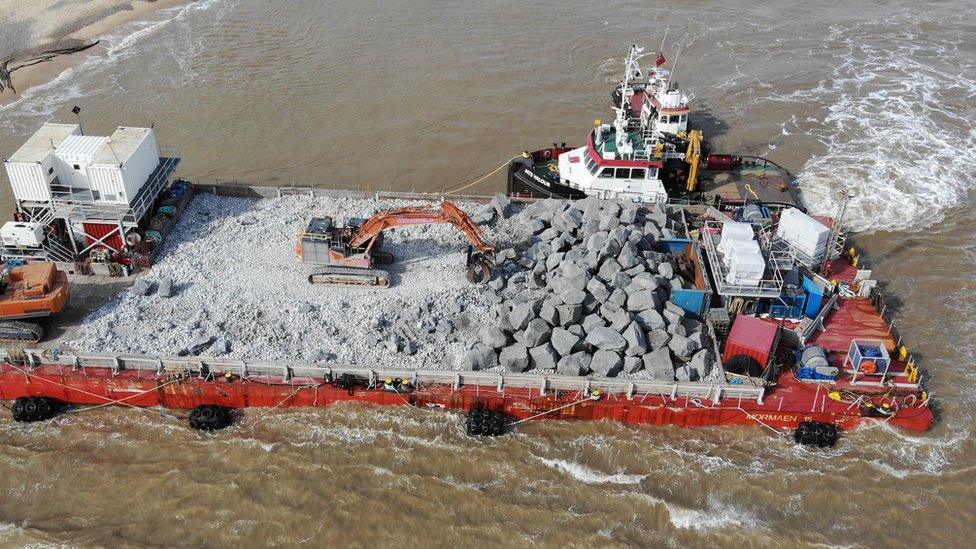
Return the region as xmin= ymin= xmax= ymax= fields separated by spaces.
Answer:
xmin=464 ymin=196 xmax=717 ymax=382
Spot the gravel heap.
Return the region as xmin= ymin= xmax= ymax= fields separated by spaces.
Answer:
xmin=67 ymin=191 xmax=718 ymax=382
xmin=67 ymin=193 xmax=523 ymax=368
xmin=464 ymin=196 xmax=719 ymax=382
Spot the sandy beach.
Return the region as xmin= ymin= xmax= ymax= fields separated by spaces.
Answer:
xmin=0 ymin=0 xmax=188 ymax=106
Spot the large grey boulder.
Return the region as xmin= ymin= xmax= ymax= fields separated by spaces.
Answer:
xmin=623 ymin=356 xmax=643 ymax=374
xmin=529 ymin=219 xmax=547 ymax=235
xmin=130 ymin=279 xmax=153 ymax=296
xmin=582 ymin=314 xmax=607 ymax=334
xmin=509 ymin=303 xmax=535 ymax=331
xmin=479 ymin=326 xmax=508 ymax=349
xmin=626 ymin=288 xmax=661 ymax=312
xmin=585 ymin=327 xmax=627 ymax=352
xmin=668 ymin=334 xmax=698 ymax=360
xmin=635 ymin=309 xmax=667 ymax=331
xmin=158 ymin=277 xmax=174 ymax=298
xmin=529 ymin=343 xmax=559 ymax=371
xmin=554 ymin=207 xmax=584 ymax=231
xmin=538 ymin=227 xmax=560 ymax=242
xmin=647 ymin=328 xmax=672 ymax=351
xmin=688 ymin=349 xmax=714 ymax=378
xmin=597 ymin=258 xmax=622 ymax=282
xmin=462 ymin=343 xmax=499 ymax=371
xmin=622 ymin=321 xmax=648 ymax=356
xmin=559 ymin=288 xmax=587 ymax=306
xmin=539 ymin=302 xmax=559 ymax=326
xmin=499 ymin=344 xmax=530 ymax=372
xmin=617 ymin=241 xmax=641 ymax=269
xmin=185 ymin=335 xmax=214 ymax=355
xmin=586 ymin=277 xmax=611 ymax=302
xmin=557 ymin=351 xmax=591 ymax=376
xmin=556 ymin=303 xmax=583 ymax=326
xmin=590 ymin=350 xmax=623 ymax=377
xmin=490 ymin=193 xmax=511 ymax=219
xmin=643 ymin=347 xmax=674 ymax=381
xmin=605 ymin=307 xmax=632 ymax=333
xmin=550 ymin=265 xmax=589 ymax=294
xmin=523 ymin=318 xmax=552 ymax=347
xmin=550 ymin=327 xmax=581 ymax=356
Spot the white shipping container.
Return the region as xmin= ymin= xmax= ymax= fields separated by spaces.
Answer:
xmin=86 ymin=165 xmax=127 ymax=204
xmin=776 ymin=208 xmax=831 ymax=258
xmin=3 ymin=161 xmax=51 ymax=202
xmin=90 ymin=127 xmax=160 ymax=206
xmin=4 ymin=122 xmax=80 ymax=203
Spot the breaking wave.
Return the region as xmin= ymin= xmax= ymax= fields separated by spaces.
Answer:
xmin=537 ymin=457 xmax=646 ymax=485
xmin=772 ymin=13 xmax=976 ymax=233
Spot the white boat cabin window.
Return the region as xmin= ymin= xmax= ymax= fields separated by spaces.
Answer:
xmin=615 ymin=168 xmax=630 ymax=179
xmin=598 ymin=168 xmax=614 ymax=179
xmin=585 ymin=156 xmax=599 ymax=175
xmin=680 ymin=114 xmax=687 ymax=122
xmin=632 ymin=168 xmax=646 ymax=179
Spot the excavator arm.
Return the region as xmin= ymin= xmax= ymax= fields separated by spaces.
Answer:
xmin=349 ymin=202 xmax=495 ymax=255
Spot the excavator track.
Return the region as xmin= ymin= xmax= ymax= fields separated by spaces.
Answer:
xmin=0 ymin=321 xmax=45 ymax=345
xmin=308 ymin=267 xmax=391 ymax=289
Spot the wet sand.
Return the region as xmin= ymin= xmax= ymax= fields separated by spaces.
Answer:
xmin=0 ymin=0 xmax=188 ymax=105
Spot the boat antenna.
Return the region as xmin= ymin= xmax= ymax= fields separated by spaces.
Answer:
xmin=660 ymin=26 xmax=669 ymax=56
xmin=667 ymin=49 xmax=681 ymax=91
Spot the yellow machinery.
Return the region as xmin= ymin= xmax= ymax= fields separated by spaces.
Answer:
xmin=684 ymin=129 xmax=704 ymax=192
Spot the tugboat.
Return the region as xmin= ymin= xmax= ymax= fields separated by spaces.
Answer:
xmin=508 ymin=44 xmax=801 ymax=210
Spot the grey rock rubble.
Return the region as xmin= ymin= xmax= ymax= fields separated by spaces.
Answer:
xmin=67 ymin=191 xmax=720 ymax=382
xmin=461 ymin=195 xmax=720 ymax=382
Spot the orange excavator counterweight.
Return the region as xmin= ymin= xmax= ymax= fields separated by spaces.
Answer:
xmin=0 ymin=262 xmax=70 ymax=343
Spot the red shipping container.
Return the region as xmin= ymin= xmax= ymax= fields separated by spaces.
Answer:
xmin=83 ymin=223 xmax=124 ymax=252
xmin=722 ymin=315 xmax=780 ymax=366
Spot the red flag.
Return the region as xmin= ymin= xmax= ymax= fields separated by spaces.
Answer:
xmin=655 ymin=52 xmax=666 ymax=67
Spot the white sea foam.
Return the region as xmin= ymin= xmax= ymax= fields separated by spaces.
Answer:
xmin=537 ymin=457 xmax=646 ymax=485
xmin=0 ymin=0 xmax=228 ymax=118
xmin=769 ymin=15 xmax=976 ymax=232
xmin=625 ymin=492 xmax=759 ymax=531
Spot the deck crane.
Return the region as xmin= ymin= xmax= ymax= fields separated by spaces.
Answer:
xmin=296 ymin=201 xmax=496 ymax=288
xmin=683 ymin=129 xmax=704 ymax=192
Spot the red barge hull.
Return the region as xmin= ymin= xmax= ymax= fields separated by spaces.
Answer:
xmin=0 ymin=361 xmax=933 ymax=433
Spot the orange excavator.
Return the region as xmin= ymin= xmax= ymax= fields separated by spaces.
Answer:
xmin=295 ymin=201 xmax=496 ymax=288
xmin=0 ymin=262 xmax=70 ymax=343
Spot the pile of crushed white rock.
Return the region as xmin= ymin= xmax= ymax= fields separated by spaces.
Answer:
xmin=66 ymin=189 xmax=716 ymax=382
xmin=464 ymin=196 xmax=718 ymax=382
xmin=66 ymin=193 xmax=522 ymax=369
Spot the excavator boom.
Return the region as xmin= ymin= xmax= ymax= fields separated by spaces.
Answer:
xmin=301 ymin=201 xmax=496 ymax=289
xmin=349 ymin=202 xmax=495 ymax=254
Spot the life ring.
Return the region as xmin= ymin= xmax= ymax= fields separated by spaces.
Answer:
xmin=548 ymin=161 xmax=559 ymax=174
xmin=860 ymin=360 xmax=877 ymax=374
xmin=542 ymin=149 xmax=551 ymax=159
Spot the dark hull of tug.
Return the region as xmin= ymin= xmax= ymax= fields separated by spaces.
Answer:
xmin=507 ymin=149 xmax=587 ymax=200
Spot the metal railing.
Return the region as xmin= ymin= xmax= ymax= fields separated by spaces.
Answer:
xmin=5 ymin=349 xmax=766 ymax=403
xmin=700 ymin=221 xmax=785 ymax=298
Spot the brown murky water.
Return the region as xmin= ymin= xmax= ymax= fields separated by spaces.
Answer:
xmin=1 ymin=0 xmax=975 ymax=545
